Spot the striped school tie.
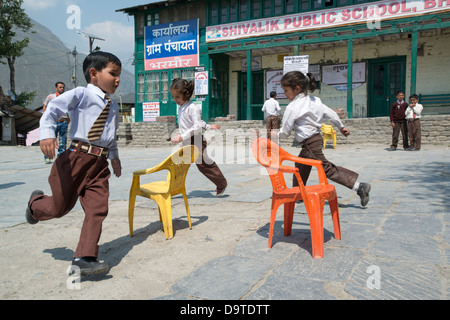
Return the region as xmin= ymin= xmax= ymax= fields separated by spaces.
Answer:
xmin=88 ymin=95 xmax=111 ymax=142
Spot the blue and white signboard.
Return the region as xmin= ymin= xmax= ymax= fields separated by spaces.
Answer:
xmin=145 ymin=19 xmax=199 ymax=71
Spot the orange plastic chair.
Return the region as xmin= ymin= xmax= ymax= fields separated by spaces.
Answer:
xmin=321 ymin=123 xmax=337 ymax=149
xmin=252 ymin=137 xmax=341 ymax=258
xmin=128 ymin=145 xmax=199 ymax=239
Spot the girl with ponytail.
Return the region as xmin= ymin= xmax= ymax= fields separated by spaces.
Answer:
xmin=170 ymin=78 xmax=228 ymax=196
xmin=276 ymin=71 xmax=371 ymax=207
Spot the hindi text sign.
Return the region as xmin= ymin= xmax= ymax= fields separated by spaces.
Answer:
xmin=145 ymin=19 xmax=199 ymax=71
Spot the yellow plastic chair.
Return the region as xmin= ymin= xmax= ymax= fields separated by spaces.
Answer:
xmin=321 ymin=124 xmax=337 ymax=149
xmin=128 ymin=145 xmax=199 ymax=239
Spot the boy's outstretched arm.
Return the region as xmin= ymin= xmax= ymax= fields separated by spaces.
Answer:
xmin=40 ymin=138 xmax=58 ymax=159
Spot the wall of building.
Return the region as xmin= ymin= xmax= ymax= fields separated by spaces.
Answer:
xmin=117 ymin=114 xmax=450 ymax=149
xmin=226 ymin=30 xmax=450 ymax=119
xmin=415 ymin=32 xmax=450 ymax=95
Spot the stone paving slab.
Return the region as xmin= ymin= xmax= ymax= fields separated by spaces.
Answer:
xmin=170 ymin=255 xmax=276 ymax=300
xmin=344 ymin=257 xmax=443 ymax=299
xmin=0 ymin=144 xmax=448 ymax=300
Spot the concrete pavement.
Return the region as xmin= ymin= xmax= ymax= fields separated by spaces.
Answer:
xmin=0 ymin=142 xmax=448 ymax=300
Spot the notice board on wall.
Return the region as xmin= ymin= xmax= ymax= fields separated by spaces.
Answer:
xmin=322 ymin=62 xmax=366 ymax=85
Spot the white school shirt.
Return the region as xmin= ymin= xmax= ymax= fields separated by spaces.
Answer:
xmin=278 ymin=93 xmax=344 ymax=143
xmin=39 ymin=84 xmax=119 ymax=159
xmin=405 ymin=103 xmax=423 ymax=120
xmin=262 ymin=97 xmax=281 ymax=116
xmin=177 ymin=100 xmax=210 ymax=141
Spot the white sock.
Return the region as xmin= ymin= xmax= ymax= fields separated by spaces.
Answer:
xmin=352 ymin=181 xmax=360 ymax=191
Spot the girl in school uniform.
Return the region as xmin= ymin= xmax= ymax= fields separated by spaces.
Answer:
xmin=276 ymin=71 xmax=371 ymax=207
xmin=170 ymin=78 xmax=227 ymax=196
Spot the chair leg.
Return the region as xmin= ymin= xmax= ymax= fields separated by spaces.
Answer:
xmin=306 ymin=196 xmax=324 ymax=258
xmin=329 ymin=195 xmax=341 ymax=240
xmin=164 ymin=195 xmax=174 ymax=239
xmin=182 ymin=189 xmax=192 ymax=230
xmin=153 ymin=194 xmax=173 ymax=239
xmin=284 ymin=201 xmax=295 ymax=236
xmin=128 ymin=190 xmax=138 ymax=237
xmin=268 ymin=199 xmax=281 ymax=248
xmin=158 ymin=207 xmax=162 ymax=223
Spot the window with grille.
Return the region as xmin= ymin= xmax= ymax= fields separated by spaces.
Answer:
xmin=137 ymin=69 xmax=196 ymax=105
xmin=206 ymin=0 xmax=374 ymax=24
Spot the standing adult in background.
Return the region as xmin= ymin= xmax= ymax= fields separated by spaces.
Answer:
xmin=42 ymin=82 xmax=68 ymax=163
xmin=262 ymin=91 xmax=281 ymax=139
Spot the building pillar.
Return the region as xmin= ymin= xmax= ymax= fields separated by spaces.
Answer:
xmin=200 ymin=52 xmax=210 ymax=121
xmin=347 ymin=38 xmax=353 ymax=119
xmin=410 ymin=25 xmax=418 ymax=95
xmin=246 ymin=50 xmax=252 ymax=120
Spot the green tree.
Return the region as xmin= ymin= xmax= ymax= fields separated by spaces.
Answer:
xmin=0 ymin=0 xmax=33 ymax=93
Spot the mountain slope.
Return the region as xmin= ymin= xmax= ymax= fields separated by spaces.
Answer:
xmin=0 ymin=19 xmax=134 ymax=110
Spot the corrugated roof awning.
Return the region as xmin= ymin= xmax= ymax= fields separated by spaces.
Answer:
xmin=8 ymin=105 xmax=42 ymax=134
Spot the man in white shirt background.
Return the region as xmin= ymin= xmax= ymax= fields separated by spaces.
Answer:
xmin=262 ymin=91 xmax=281 ymax=139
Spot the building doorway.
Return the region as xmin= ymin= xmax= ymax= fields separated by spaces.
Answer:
xmin=238 ymin=71 xmax=264 ymax=120
xmin=367 ymin=56 xmax=406 ymax=117
xmin=209 ymin=54 xmax=229 ymax=120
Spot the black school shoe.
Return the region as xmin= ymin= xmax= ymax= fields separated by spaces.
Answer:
xmin=216 ymin=186 xmax=227 ymax=197
xmin=25 ymin=190 xmax=44 ymax=224
xmin=71 ymin=257 xmax=110 ymax=276
xmin=357 ymin=183 xmax=371 ymax=207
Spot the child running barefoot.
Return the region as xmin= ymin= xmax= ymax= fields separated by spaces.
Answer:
xmin=275 ymin=71 xmax=371 ymax=207
xmin=170 ymin=78 xmax=227 ymax=196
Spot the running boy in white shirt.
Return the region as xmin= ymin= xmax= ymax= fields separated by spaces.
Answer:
xmin=275 ymin=71 xmax=371 ymax=207
xmin=26 ymin=51 xmax=122 ymax=275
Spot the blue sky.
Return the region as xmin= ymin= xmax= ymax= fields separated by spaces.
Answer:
xmin=22 ymin=0 xmax=160 ymax=72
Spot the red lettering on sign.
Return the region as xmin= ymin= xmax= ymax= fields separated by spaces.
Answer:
xmin=352 ymin=8 xmax=362 ymax=19
xmin=424 ymin=0 xmax=436 ymax=9
xmin=388 ymin=2 xmax=400 ymax=14
xmin=401 ymin=0 xmax=412 ymax=12
xmin=375 ymin=4 xmax=387 ymax=16
xmin=270 ymin=20 xmax=279 ymax=31
xmin=293 ymin=17 xmax=302 ymax=27
xmin=342 ymin=9 xmax=351 ymax=21
xmin=284 ymin=18 xmax=292 ymax=29
xmin=304 ymin=15 xmax=311 ymax=26
xmin=326 ymin=12 xmax=336 ymax=23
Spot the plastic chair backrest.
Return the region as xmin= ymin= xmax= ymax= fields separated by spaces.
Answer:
xmin=252 ymin=137 xmax=308 ymax=193
xmin=321 ymin=123 xmax=334 ymax=134
xmin=164 ymin=145 xmax=199 ymax=193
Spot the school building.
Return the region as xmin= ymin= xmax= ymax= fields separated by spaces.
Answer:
xmin=117 ymin=0 xmax=450 ymax=123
